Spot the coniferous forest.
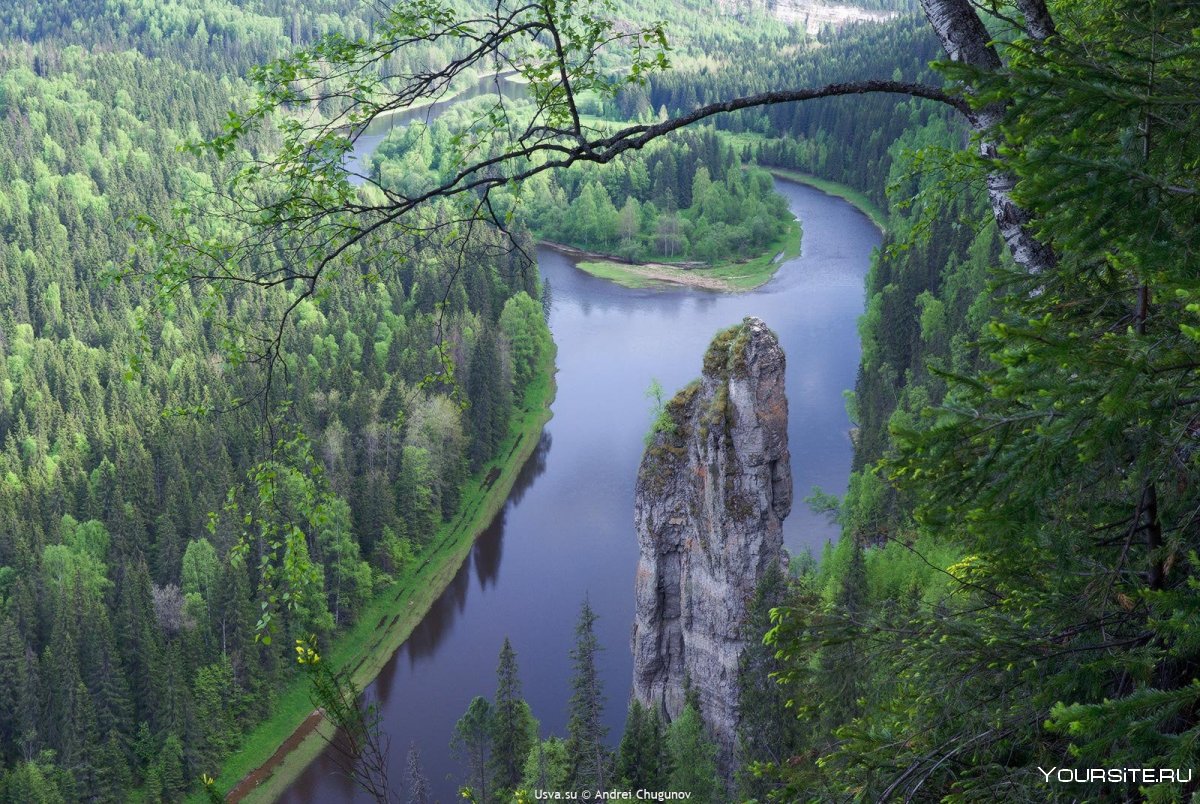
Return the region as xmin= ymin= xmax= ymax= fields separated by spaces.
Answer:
xmin=1 ymin=0 xmax=1199 ymax=803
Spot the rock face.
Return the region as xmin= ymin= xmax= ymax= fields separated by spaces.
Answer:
xmin=631 ymin=316 xmax=791 ymax=774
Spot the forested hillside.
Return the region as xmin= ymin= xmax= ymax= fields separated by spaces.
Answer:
xmin=0 ymin=6 xmax=552 ymax=801
xmin=371 ymin=114 xmax=794 ymax=265
xmin=604 ymin=2 xmax=1200 ymax=801
xmin=0 ymin=1 xmax=997 ymax=800
xmin=5 ymin=0 xmax=1193 ymax=801
xmin=756 ymin=2 xmax=1200 ymax=802
xmin=0 ymin=0 xmax=827 ymax=798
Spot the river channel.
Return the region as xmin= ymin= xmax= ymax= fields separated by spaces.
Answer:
xmin=282 ymin=85 xmax=881 ymax=802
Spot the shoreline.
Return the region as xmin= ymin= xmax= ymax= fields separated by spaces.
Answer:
xmin=766 ymin=168 xmax=887 ymax=232
xmin=207 ymin=161 xmax=880 ymax=804
xmin=200 ymin=349 xmax=558 ymax=804
xmin=543 ymin=213 xmax=803 ymax=293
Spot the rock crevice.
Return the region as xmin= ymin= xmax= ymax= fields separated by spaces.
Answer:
xmin=631 ymin=316 xmax=791 ymax=773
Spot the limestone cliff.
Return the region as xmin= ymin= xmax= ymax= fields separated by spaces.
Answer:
xmin=631 ymin=316 xmax=791 ymax=774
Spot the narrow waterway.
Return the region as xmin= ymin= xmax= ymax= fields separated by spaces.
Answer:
xmin=279 ymin=175 xmax=880 ymax=802
xmin=342 ymin=72 xmax=526 ymax=183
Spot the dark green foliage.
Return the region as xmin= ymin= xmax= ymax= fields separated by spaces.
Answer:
xmin=566 ymin=599 xmax=611 ymax=792
xmin=762 ymin=2 xmax=1200 ymax=802
xmin=489 ymin=639 xmax=537 ymax=795
xmin=156 ymin=734 xmax=186 ymax=801
xmin=0 ymin=615 xmax=33 ymax=765
xmin=467 ymin=328 xmax=513 ymax=471
xmin=735 ymin=563 xmax=802 ymax=800
xmin=616 ymin=700 xmax=668 ymax=791
xmin=0 ymin=11 xmax=552 ymax=796
xmin=639 ymin=14 xmax=947 ymax=211
xmin=191 ymin=656 xmax=243 ymax=774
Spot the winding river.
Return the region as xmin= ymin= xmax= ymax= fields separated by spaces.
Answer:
xmin=283 ymin=91 xmax=880 ymax=802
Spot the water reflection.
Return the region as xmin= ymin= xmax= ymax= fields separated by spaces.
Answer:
xmin=280 ymin=180 xmax=880 ymax=803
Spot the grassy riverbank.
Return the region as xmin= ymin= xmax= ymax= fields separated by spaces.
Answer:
xmin=571 ymin=215 xmax=802 ymax=292
xmin=765 ymin=168 xmax=887 ymax=231
xmin=193 ymin=349 xmax=557 ymax=804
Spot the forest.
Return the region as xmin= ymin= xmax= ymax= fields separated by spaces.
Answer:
xmin=2 ymin=0 xmax=1199 ymax=802
xmin=0 ymin=3 xmax=554 ymax=801
xmin=370 ymin=103 xmax=796 ymax=265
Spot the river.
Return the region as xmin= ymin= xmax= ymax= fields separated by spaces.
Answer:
xmin=283 ymin=96 xmax=880 ymax=803
xmin=343 ymin=72 xmax=526 ymax=184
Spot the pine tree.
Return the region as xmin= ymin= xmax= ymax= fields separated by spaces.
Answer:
xmin=93 ymin=729 xmax=131 ymax=804
xmin=565 ymin=599 xmax=610 ymax=792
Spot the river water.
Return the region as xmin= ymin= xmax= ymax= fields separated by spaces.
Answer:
xmin=283 ymin=98 xmax=880 ymax=803
xmin=343 ymin=72 xmax=525 ymax=184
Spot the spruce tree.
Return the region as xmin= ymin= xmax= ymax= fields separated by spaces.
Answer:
xmin=156 ymin=733 xmax=185 ymax=801
xmin=616 ymin=699 xmax=667 ymax=791
xmin=466 ymin=328 xmax=511 ymax=470
xmin=0 ymin=614 xmax=30 ymax=764
xmin=489 ymin=638 xmax=536 ymax=794
xmin=816 ymin=541 xmax=866 ymax=736
xmin=735 ymin=562 xmax=802 ymax=800
xmin=565 ymin=598 xmax=610 ymax=792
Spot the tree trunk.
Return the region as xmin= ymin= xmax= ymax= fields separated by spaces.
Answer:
xmin=919 ymin=0 xmax=1057 ymax=275
xmin=1016 ymin=0 xmax=1056 ymax=42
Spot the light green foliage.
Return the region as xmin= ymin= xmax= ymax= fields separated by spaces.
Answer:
xmin=664 ymin=705 xmax=719 ymax=803
xmin=526 ymin=130 xmax=793 ymax=265
xmin=41 ymin=544 xmax=110 ymax=605
xmin=452 ymin=696 xmax=495 ymax=804
xmin=60 ymin=516 xmax=110 ymax=562
xmin=803 ymin=486 xmax=840 ymax=523
xmin=0 ymin=752 xmax=71 ymax=804
xmin=181 ymin=538 xmax=219 ymax=600
xmin=220 ymin=433 xmax=336 ymax=643
xmin=499 ymin=293 xmax=551 ymax=393
xmin=315 ymin=498 xmax=372 ymax=626
xmin=521 ymin=738 xmax=571 ymax=795
xmin=643 ymin=379 xmax=676 ymax=446
xmin=377 ymin=526 xmax=416 ymax=576
xmin=915 ymin=290 xmax=945 ymax=344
